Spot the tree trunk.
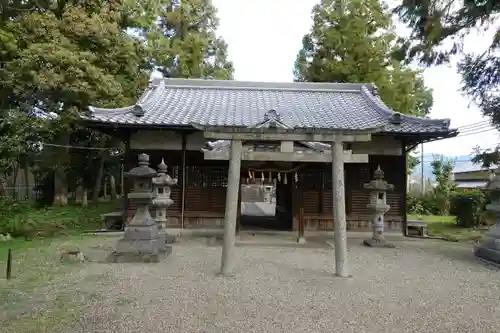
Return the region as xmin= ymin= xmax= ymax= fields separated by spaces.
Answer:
xmin=110 ymin=174 xmax=117 ymax=199
xmin=103 ymin=177 xmax=108 ymax=199
xmin=82 ymin=187 xmax=88 ymax=207
xmin=53 ymin=168 xmax=68 ymax=206
xmin=12 ymin=162 xmax=19 ymax=199
xmin=24 ymin=165 xmax=30 ymax=200
xmin=52 ymin=133 xmax=70 ymax=206
xmin=0 ymin=176 xmax=7 ymax=197
xmin=92 ymin=156 xmax=105 ymax=205
xmin=120 ymin=163 xmax=124 ymax=197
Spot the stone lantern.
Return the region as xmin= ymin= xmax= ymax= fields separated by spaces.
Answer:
xmin=474 ymin=168 xmax=500 ymax=265
xmin=363 ymin=166 xmax=395 ymax=248
xmin=152 ymin=158 xmax=178 ymax=244
xmin=109 ymin=153 xmax=170 ymax=263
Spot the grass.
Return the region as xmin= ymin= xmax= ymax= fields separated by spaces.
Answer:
xmin=1 ymin=200 xmax=118 ymax=238
xmin=0 ymin=234 xmax=116 ymax=333
xmin=0 ymin=201 xmax=122 ymax=332
xmin=408 ymin=214 xmax=487 ymax=242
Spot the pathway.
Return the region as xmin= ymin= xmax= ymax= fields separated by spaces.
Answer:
xmin=3 ymin=236 xmax=500 ymax=333
xmin=67 ymin=237 xmax=500 ymax=333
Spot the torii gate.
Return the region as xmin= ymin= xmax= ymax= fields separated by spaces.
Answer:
xmin=193 ymin=118 xmax=381 ymax=278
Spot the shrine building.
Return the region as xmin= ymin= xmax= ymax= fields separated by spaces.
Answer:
xmin=82 ymin=78 xmax=456 ymax=237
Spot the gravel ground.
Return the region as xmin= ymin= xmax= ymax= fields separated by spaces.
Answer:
xmin=63 ymin=235 xmax=500 ymax=333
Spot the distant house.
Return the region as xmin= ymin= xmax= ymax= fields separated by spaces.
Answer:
xmin=452 ymin=163 xmax=496 ymax=189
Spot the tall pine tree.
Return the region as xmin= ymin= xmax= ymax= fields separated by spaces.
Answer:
xmin=146 ymin=0 xmax=234 ymax=79
xmin=294 ymin=0 xmax=432 ymax=117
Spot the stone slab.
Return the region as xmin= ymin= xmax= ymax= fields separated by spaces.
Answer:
xmin=474 ymin=246 xmax=500 ymax=266
xmin=108 ymin=246 xmax=172 ymax=263
xmin=123 ymin=226 xmax=159 ymax=240
xmin=165 ymin=234 xmax=176 ymax=244
xmin=115 ymin=238 xmax=164 ymax=254
xmin=363 ymin=238 xmax=395 ymax=248
xmin=475 ymin=224 xmax=500 ymax=265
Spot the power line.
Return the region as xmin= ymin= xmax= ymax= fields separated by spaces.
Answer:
xmin=41 ymin=143 xmax=118 ymax=151
xmin=419 ymin=159 xmax=476 ymax=164
xmin=457 ymin=120 xmax=489 ymax=130
xmin=458 ymin=123 xmax=493 ymax=133
xmin=456 ymin=127 xmax=498 ymax=138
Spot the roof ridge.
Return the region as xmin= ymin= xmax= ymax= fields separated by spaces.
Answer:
xmin=161 ymin=78 xmax=368 ymax=93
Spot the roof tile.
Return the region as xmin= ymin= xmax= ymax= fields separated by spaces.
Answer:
xmin=85 ymin=79 xmax=455 ymax=135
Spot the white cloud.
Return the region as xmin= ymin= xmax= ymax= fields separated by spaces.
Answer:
xmin=211 ymin=0 xmax=498 ymax=156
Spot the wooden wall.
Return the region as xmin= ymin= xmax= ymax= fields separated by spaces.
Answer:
xmin=296 ymin=155 xmax=405 ymax=230
xmin=125 ymin=150 xmax=228 ymax=228
xmin=124 ymin=150 xmax=405 ymax=231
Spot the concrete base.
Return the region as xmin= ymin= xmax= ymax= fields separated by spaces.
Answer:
xmin=115 ymin=238 xmax=165 ymax=253
xmin=165 ymin=233 xmax=176 ymax=244
xmin=108 ymin=246 xmax=172 ymax=263
xmin=474 ymin=224 xmax=500 ymax=265
xmin=363 ymin=238 xmax=395 ymax=248
xmin=112 ymin=234 xmax=172 ymax=263
xmin=475 ymin=246 xmax=500 ymax=266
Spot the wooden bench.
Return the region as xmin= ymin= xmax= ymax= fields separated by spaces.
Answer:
xmin=100 ymin=211 xmax=125 ymax=230
xmin=406 ymin=219 xmax=428 ymax=237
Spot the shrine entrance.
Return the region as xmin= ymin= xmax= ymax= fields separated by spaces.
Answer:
xmin=238 ymin=163 xmax=295 ymax=231
xmin=193 ymin=110 xmax=378 ymax=277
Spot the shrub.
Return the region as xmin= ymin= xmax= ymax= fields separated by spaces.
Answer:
xmin=407 ymin=193 xmax=442 ymax=215
xmin=0 ymin=196 xmax=32 ymax=217
xmin=407 ymin=194 xmax=428 ymax=215
xmin=450 ymin=190 xmax=486 ymax=228
xmin=0 ymin=199 xmax=114 ymax=238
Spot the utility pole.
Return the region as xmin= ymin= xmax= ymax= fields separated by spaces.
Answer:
xmin=421 ymin=143 xmax=425 ymax=195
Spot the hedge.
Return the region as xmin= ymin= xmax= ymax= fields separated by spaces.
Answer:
xmin=408 ymin=189 xmax=488 ymax=228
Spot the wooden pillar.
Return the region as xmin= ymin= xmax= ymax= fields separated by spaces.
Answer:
xmin=297 ymin=182 xmax=305 ymax=243
xmin=401 ymin=141 xmax=408 ymax=236
xmin=180 ymin=133 xmax=187 ymax=229
xmin=220 ymin=140 xmax=242 ymax=276
xmin=332 ymin=140 xmax=349 ymax=277
xmin=236 ymin=181 xmax=242 ymax=236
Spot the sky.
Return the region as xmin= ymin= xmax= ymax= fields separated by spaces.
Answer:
xmin=211 ymin=0 xmax=500 ymax=158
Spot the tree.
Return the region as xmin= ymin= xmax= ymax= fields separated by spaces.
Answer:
xmin=294 ymin=0 xmax=434 ymax=117
xmin=294 ymin=0 xmax=433 ymax=173
xmin=0 ymin=1 xmax=152 ymax=205
xmin=430 ymin=154 xmax=455 ymax=214
xmin=0 ymin=111 xmax=46 ymax=197
xmin=0 ymin=1 xmax=233 ymax=206
xmin=395 ymin=0 xmax=500 ymax=167
xmin=146 ymin=0 xmax=234 ymax=79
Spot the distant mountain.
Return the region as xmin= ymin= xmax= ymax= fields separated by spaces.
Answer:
xmin=411 ymin=154 xmax=480 ymax=181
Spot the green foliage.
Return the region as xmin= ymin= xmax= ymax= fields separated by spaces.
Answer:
xmin=144 ymin=0 xmax=234 ymax=79
xmin=0 ymin=0 xmax=233 ymax=206
xmin=407 ymin=149 xmax=420 ymax=175
xmin=0 ymin=198 xmax=115 ymax=237
xmin=0 ymin=196 xmax=32 ymax=222
xmin=0 ymin=111 xmax=46 ymax=184
xmin=294 ymin=0 xmax=433 ymax=117
xmin=394 ymin=0 xmax=500 ymax=167
xmin=0 ymin=1 xmax=154 ymax=205
xmin=450 ymin=190 xmax=486 ymax=228
xmin=430 ymin=154 xmax=455 ymax=215
xmin=394 ymin=0 xmax=500 ymax=66
xmin=407 ymin=192 xmax=442 ymax=215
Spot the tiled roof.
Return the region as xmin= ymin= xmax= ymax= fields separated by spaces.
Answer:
xmin=85 ymin=78 xmax=455 ymax=135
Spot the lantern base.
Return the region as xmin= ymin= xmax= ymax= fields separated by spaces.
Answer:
xmin=109 ymin=246 xmax=172 ymax=263
xmin=164 ymin=233 xmax=176 ymax=244
xmin=474 ymin=224 xmax=500 ymax=266
xmin=110 ymin=237 xmax=172 ymax=263
xmin=363 ymin=238 xmax=395 ymax=248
